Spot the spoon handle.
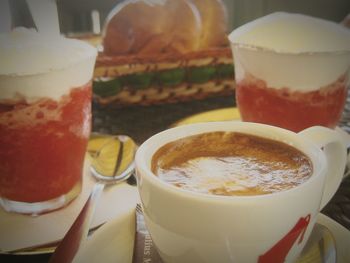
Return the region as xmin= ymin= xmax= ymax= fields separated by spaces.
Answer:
xmin=49 ymin=182 xmax=105 ymax=263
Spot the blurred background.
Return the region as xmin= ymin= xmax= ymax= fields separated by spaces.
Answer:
xmin=9 ymin=0 xmax=350 ymax=35
xmin=58 ymin=0 xmax=350 ymax=34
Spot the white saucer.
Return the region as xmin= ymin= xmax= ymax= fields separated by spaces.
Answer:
xmin=0 ymin=159 xmax=140 ymax=253
xmin=74 ymin=205 xmax=350 ymax=263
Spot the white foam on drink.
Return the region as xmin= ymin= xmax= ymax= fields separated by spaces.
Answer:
xmin=0 ymin=28 xmax=97 ymax=102
xmin=157 ymin=156 xmax=310 ymax=196
xmin=229 ymin=13 xmax=350 ymax=91
xmin=229 ymin=12 xmax=350 ymax=53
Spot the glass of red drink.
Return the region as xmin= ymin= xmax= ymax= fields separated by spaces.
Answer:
xmin=0 ymin=29 xmax=97 ymax=215
xmin=229 ymin=13 xmax=350 ymax=132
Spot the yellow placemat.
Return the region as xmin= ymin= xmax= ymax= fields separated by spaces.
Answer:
xmin=172 ymin=107 xmax=240 ymax=127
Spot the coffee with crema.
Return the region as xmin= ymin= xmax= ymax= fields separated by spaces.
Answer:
xmin=152 ymin=132 xmax=313 ymax=196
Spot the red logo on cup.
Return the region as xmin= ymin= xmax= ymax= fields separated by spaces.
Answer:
xmin=258 ymin=214 xmax=311 ymax=263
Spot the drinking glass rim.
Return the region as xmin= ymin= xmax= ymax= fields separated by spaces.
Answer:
xmin=135 ymin=121 xmax=327 ymax=202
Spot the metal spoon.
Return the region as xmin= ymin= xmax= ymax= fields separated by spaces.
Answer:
xmin=297 ymin=223 xmax=336 ymax=263
xmin=49 ymin=133 xmax=137 ymax=263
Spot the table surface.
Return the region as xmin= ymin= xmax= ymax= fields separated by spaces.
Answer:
xmin=2 ymin=95 xmax=350 ymax=263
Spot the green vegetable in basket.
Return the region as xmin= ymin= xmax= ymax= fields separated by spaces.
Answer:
xmin=216 ymin=64 xmax=234 ymax=79
xmin=122 ymin=72 xmax=155 ymax=89
xmin=93 ymin=78 xmax=122 ymax=97
xmin=187 ymin=66 xmax=216 ymax=84
xmin=157 ymin=68 xmax=186 ymax=86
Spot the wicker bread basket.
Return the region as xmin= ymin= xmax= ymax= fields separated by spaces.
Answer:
xmin=93 ymin=47 xmax=235 ymax=107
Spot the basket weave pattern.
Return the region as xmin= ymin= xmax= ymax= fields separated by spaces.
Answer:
xmin=93 ymin=47 xmax=235 ymax=107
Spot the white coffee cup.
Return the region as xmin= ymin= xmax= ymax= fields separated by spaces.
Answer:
xmin=135 ymin=121 xmax=346 ymax=263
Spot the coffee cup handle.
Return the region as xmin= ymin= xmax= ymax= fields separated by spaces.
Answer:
xmin=298 ymin=126 xmax=347 ymax=209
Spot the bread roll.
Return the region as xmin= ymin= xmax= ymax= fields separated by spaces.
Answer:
xmin=103 ymin=0 xmax=202 ymax=55
xmin=190 ymin=0 xmax=229 ymax=48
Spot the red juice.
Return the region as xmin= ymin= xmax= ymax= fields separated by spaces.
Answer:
xmin=0 ymin=83 xmax=91 ymax=203
xmin=236 ymin=74 xmax=348 ymax=132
